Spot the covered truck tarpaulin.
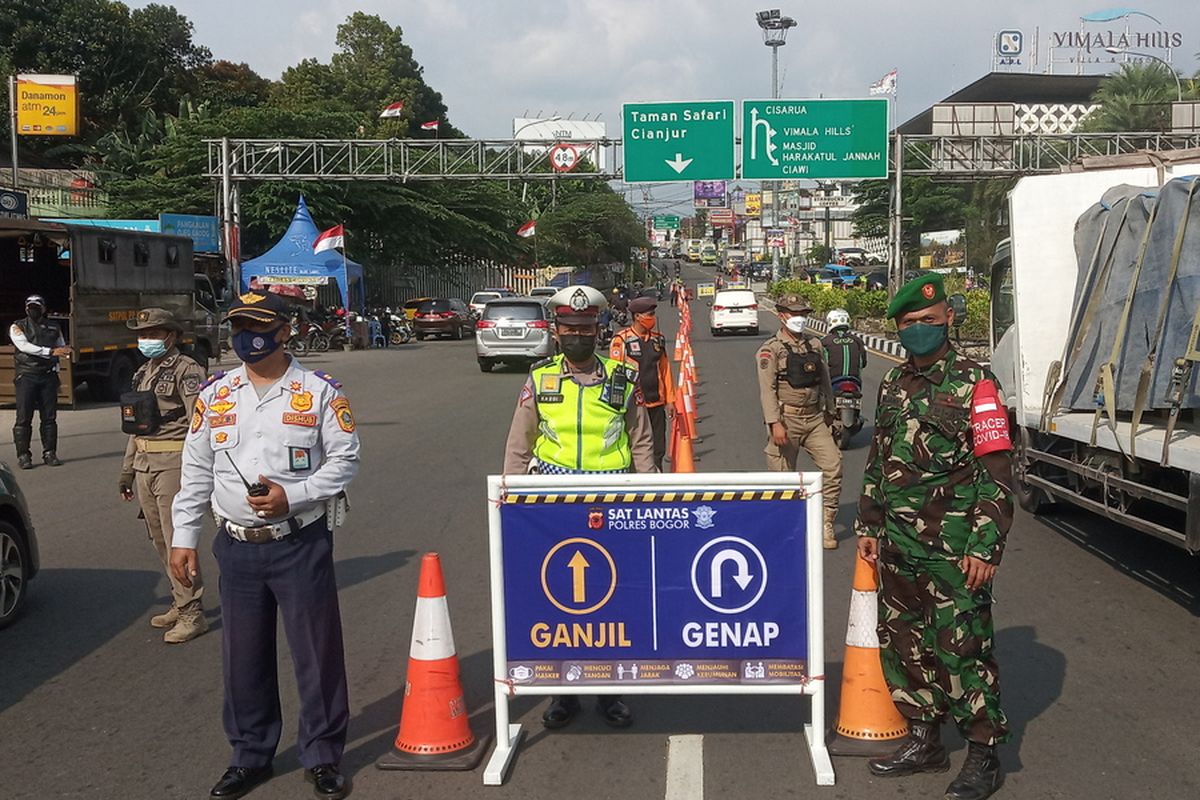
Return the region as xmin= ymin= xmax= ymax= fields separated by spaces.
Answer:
xmin=240 ymin=197 xmax=364 ymax=310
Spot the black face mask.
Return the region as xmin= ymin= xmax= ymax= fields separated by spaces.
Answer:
xmin=27 ymin=307 xmax=44 ymax=322
xmin=559 ymin=334 xmax=596 ymax=363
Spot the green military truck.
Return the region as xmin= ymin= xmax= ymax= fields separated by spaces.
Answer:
xmin=1 ymin=219 xmax=222 ymax=404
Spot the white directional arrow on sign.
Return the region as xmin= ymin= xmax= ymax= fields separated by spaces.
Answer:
xmin=710 ymin=549 xmax=753 ymax=598
xmin=664 ymin=153 xmax=694 ymax=174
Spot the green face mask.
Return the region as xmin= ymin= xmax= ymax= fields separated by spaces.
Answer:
xmin=898 ymin=322 xmax=948 ymax=356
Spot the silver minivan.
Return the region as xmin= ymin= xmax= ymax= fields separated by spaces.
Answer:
xmin=475 ymin=298 xmax=554 ymax=372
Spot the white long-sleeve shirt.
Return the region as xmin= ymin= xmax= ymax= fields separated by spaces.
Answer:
xmin=170 ymin=358 xmax=361 ymax=549
xmin=9 ymin=322 xmax=65 ymax=358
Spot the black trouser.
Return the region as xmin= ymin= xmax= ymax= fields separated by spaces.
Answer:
xmin=12 ymin=371 xmax=59 ymax=458
xmin=647 ymin=404 xmax=667 ymax=471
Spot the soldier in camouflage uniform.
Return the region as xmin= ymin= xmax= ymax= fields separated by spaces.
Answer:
xmin=855 ymin=273 xmax=1013 ymax=800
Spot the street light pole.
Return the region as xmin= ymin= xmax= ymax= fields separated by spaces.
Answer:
xmin=757 ymin=9 xmax=796 ymax=284
xmin=1104 ymin=47 xmax=1182 ymax=102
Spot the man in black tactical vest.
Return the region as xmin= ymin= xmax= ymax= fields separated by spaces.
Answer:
xmin=9 ymin=295 xmax=72 ymax=469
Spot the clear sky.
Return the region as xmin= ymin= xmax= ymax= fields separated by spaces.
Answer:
xmin=141 ymin=1 xmax=1200 ymax=209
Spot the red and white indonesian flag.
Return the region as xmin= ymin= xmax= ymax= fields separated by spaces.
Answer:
xmin=313 ymin=224 xmax=345 ymax=254
xmin=870 ymin=69 xmax=898 ymax=96
xmin=379 ymin=101 xmax=405 ymax=118
xmin=420 ymin=120 xmax=440 ymax=131
xmin=516 ymin=220 xmax=536 ymax=238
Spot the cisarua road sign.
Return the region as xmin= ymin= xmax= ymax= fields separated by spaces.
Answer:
xmin=653 ymin=215 xmax=681 ymax=230
xmin=623 ymin=101 xmax=735 ymax=183
xmin=741 ymin=98 xmax=889 ymax=180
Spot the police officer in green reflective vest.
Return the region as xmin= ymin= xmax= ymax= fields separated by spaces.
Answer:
xmin=856 ymin=273 xmax=1014 ymax=800
xmin=503 ymin=285 xmax=656 ymax=730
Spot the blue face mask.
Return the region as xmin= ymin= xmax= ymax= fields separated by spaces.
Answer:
xmin=138 ymin=338 xmax=169 ymax=359
xmin=232 ymin=327 xmax=283 ymax=363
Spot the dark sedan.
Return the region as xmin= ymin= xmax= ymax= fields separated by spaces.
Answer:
xmin=413 ymin=298 xmax=476 ymax=340
xmin=0 ymin=460 xmax=39 ymax=628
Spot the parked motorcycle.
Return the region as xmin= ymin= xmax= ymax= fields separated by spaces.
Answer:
xmin=389 ymin=311 xmax=413 ymax=345
xmin=830 ymin=375 xmax=864 ymax=450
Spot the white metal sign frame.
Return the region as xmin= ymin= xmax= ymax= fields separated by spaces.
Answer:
xmin=483 ymin=471 xmax=834 ymax=787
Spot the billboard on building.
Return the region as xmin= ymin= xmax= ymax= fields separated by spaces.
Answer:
xmin=745 ymin=193 xmax=762 ymax=218
xmin=513 ymin=118 xmax=607 ymax=170
xmin=16 ymin=74 xmax=78 ymax=136
xmin=919 ymin=229 xmax=965 ymax=268
xmin=693 ymin=181 xmax=727 ymax=208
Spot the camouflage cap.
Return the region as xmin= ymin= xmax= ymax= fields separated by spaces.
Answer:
xmin=127 ymin=307 xmax=182 ymax=332
xmin=774 ymin=293 xmax=813 ymax=313
xmin=886 ymin=273 xmax=946 ymax=319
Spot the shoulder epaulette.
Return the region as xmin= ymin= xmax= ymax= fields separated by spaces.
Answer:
xmin=314 ymin=370 xmax=343 ymax=389
xmin=200 ymin=371 xmax=225 ymax=390
xmin=530 ymin=356 xmax=556 ymax=371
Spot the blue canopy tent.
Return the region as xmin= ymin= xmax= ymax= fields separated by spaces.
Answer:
xmin=240 ymin=197 xmax=365 ymax=311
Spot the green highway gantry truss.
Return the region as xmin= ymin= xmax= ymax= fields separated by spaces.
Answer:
xmin=206 ymin=132 xmax=1200 ymax=182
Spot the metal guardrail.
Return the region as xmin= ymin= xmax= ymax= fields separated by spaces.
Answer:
xmin=206 ymin=132 xmax=1200 ymax=182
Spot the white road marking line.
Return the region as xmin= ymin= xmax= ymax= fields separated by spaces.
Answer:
xmin=665 ymin=734 xmax=704 ymax=800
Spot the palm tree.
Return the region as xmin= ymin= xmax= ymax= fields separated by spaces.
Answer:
xmin=1080 ymin=62 xmax=1197 ymax=132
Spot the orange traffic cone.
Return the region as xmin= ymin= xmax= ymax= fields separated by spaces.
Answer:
xmin=377 ymin=553 xmax=491 ymax=771
xmin=672 ymin=427 xmax=696 ymax=473
xmin=828 ymin=553 xmax=909 ymax=756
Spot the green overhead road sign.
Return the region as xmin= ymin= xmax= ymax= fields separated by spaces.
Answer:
xmin=741 ymin=98 xmax=889 ymax=180
xmin=653 ymin=215 xmax=680 ymax=230
xmin=622 ymin=101 xmax=735 ymax=183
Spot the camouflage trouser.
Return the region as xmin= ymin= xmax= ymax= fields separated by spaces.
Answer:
xmin=877 ymin=549 xmax=1010 ymax=745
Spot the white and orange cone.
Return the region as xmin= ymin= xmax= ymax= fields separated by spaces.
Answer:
xmin=377 ymin=553 xmax=491 ymax=771
xmin=828 ymin=553 xmax=909 ymax=756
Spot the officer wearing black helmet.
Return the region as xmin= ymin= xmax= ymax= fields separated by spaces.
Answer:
xmin=9 ymin=294 xmax=72 ymax=468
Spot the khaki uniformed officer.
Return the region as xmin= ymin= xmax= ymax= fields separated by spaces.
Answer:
xmin=118 ymin=308 xmax=209 ymax=643
xmin=756 ymin=293 xmax=843 ymax=549
xmin=503 ymin=285 xmax=654 ymax=730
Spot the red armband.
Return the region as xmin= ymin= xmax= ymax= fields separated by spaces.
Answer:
xmin=970 ymin=378 xmax=1011 ymax=456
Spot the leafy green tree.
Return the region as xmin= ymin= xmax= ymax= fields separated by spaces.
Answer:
xmin=537 ymin=192 xmax=646 ymax=266
xmin=273 ymin=12 xmax=460 ymax=137
xmin=0 ymin=0 xmax=211 ymax=149
xmin=1080 ymin=61 xmax=1198 ymax=132
xmin=852 ymin=176 xmax=969 ymax=261
xmin=194 ymin=61 xmax=272 ymax=112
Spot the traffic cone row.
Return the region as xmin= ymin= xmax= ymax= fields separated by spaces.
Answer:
xmin=377 ymin=553 xmax=491 ymax=771
xmin=670 ymin=292 xmax=699 ymax=473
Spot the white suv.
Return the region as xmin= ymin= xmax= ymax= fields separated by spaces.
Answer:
xmin=709 ymin=289 xmax=759 ymax=336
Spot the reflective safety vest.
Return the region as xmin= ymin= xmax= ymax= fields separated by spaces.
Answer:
xmin=531 ymin=354 xmax=636 ymax=472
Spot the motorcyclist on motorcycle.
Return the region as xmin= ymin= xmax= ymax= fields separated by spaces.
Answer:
xmin=821 ymin=309 xmax=868 ymax=448
xmin=821 ymin=309 xmax=867 ymax=382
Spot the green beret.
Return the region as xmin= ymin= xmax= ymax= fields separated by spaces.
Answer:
xmin=886 ymin=273 xmax=946 ymax=319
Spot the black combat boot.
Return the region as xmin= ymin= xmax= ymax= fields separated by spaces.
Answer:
xmin=868 ymin=720 xmax=950 ymax=777
xmin=13 ymin=425 xmax=32 ymax=469
xmin=944 ymin=742 xmax=1001 ymax=800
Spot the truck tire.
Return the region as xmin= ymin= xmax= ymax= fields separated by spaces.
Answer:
xmin=1014 ymin=428 xmax=1053 ymax=514
xmin=105 ymin=353 xmax=137 ymax=401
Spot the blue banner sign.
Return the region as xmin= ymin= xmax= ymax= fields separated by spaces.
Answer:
xmin=160 ymin=213 xmax=221 ymax=253
xmin=499 ymin=491 xmax=809 ymax=687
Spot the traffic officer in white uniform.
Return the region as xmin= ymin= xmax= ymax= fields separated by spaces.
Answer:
xmin=170 ymin=291 xmax=360 ymax=800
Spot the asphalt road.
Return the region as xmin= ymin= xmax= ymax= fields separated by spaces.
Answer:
xmin=1 ymin=260 xmax=1197 ymax=800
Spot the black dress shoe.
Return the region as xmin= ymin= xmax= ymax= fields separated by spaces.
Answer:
xmin=305 ymin=764 xmax=350 ymax=799
xmin=541 ymin=695 xmax=581 ymax=729
xmin=597 ymin=696 xmax=633 ymax=728
xmin=42 ymin=451 xmax=62 ymax=466
xmin=210 ymin=765 xmax=273 ymax=799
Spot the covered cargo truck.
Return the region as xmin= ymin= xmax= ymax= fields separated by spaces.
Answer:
xmin=1 ymin=220 xmax=222 ymax=404
xmin=990 ymin=151 xmax=1200 ymax=551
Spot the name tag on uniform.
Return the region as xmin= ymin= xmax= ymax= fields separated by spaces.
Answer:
xmin=283 ymin=412 xmax=318 ymax=427
xmin=537 ymin=393 xmax=564 ymax=403
xmin=209 ymin=414 xmax=236 ymax=428
xmin=289 ymin=446 xmax=311 ymax=471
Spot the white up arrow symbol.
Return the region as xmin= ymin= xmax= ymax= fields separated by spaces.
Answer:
xmin=710 ymin=548 xmax=753 ymax=598
xmin=665 ymin=153 xmax=694 ymax=174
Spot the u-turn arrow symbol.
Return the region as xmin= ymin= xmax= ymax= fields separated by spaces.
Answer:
xmin=710 ymin=549 xmax=753 ymax=598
